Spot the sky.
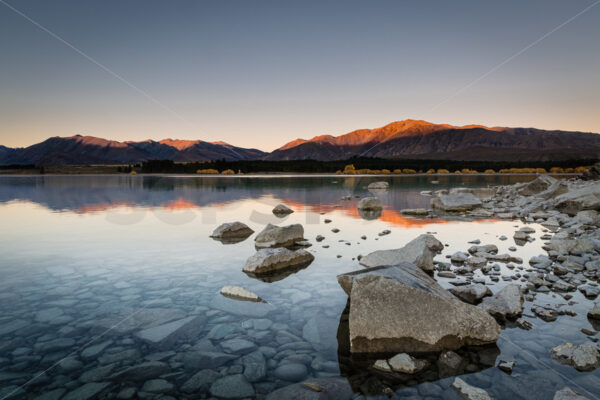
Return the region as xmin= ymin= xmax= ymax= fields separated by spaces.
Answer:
xmin=0 ymin=0 xmax=599 ymax=151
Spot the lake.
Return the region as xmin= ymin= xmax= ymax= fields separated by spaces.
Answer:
xmin=0 ymin=175 xmax=598 ymax=399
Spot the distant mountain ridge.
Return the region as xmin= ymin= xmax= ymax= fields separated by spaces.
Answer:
xmin=265 ymin=120 xmax=600 ymax=162
xmin=0 ymin=135 xmax=266 ymax=165
xmin=1 ymin=119 xmax=600 ymax=165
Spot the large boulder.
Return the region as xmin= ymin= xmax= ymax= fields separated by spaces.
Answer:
xmin=254 ymin=223 xmax=304 ymax=248
xmin=554 ymin=183 xmax=600 ymax=215
xmin=431 ymin=193 xmax=482 ymax=212
xmin=357 ymin=197 xmax=382 ymax=210
xmin=243 ymin=248 xmax=314 ymax=275
xmin=337 ymin=263 xmax=500 ymax=353
xmin=210 ymin=222 xmax=254 ymax=243
xmin=478 ymin=284 xmax=524 ymax=320
xmin=359 ymin=234 xmax=443 ymax=272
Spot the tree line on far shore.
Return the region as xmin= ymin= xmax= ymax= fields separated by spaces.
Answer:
xmin=139 ymin=157 xmax=596 ymax=175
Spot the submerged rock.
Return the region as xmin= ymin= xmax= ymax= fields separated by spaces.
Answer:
xmin=265 ymin=377 xmax=353 ymax=400
xmin=272 ymin=203 xmax=294 ymax=215
xmin=431 ymin=193 xmax=483 ymax=212
xmin=553 ymin=387 xmax=591 ymax=400
xmin=243 ymin=248 xmax=314 ymax=275
xmin=550 ymin=343 xmax=600 ymax=371
xmin=478 ymin=284 xmax=524 ymax=320
xmin=62 ymin=383 xmax=111 ymax=400
xmin=135 ymin=316 xmax=204 ymax=350
xmin=210 ymin=222 xmax=254 ymax=243
xmin=254 ymin=223 xmax=304 ymax=248
xmin=209 ymin=374 xmax=255 ymax=399
xmin=357 ymin=197 xmax=383 ymax=210
xmin=359 ymin=234 xmax=443 ymax=272
xmin=337 ymin=262 xmax=500 ymax=353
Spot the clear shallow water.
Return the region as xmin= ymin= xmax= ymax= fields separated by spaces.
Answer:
xmin=0 ymin=175 xmax=598 ymax=399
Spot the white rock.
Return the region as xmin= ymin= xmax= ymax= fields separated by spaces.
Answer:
xmin=220 ymin=286 xmax=263 ymax=302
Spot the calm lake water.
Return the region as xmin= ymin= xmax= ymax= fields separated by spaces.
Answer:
xmin=0 ymin=175 xmax=598 ymax=399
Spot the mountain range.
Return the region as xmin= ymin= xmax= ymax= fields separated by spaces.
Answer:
xmin=2 ymin=120 xmax=600 ymax=165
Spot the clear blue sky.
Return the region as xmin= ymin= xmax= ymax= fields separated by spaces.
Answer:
xmin=1 ymin=0 xmax=599 ymax=150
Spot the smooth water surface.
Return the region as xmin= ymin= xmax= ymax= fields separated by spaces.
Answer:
xmin=0 ymin=175 xmax=598 ymax=399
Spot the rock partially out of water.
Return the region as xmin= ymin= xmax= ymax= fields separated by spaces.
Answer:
xmin=254 ymin=223 xmax=304 ymax=248
xmin=243 ymin=248 xmax=314 ymax=275
xmin=431 ymin=193 xmax=482 ymax=212
xmin=451 ymin=377 xmax=493 ymax=400
xmin=449 ymin=284 xmax=492 ymax=304
xmin=338 ymin=262 xmax=500 ymax=353
xmin=210 ymin=222 xmax=254 ymax=243
xmin=273 ymin=203 xmax=294 ymax=215
xmin=478 ymin=284 xmax=524 ymax=320
xmin=220 ymin=286 xmax=264 ymax=302
xmin=357 ymin=197 xmax=382 ymax=211
xmin=401 ymin=208 xmax=429 ymax=216
xmin=368 ymin=181 xmax=389 ymax=190
xmin=550 ymin=343 xmax=600 ymax=371
xmin=387 ymin=353 xmax=428 ymax=374
xmin=359 ymin=234 xmax=443 ymax=272
xmin=588 ymin=303 xmax=600 ymax=320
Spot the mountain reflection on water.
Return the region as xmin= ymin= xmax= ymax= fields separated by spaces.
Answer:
xmin=0 ymin=174 xmax=535 ymax=224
